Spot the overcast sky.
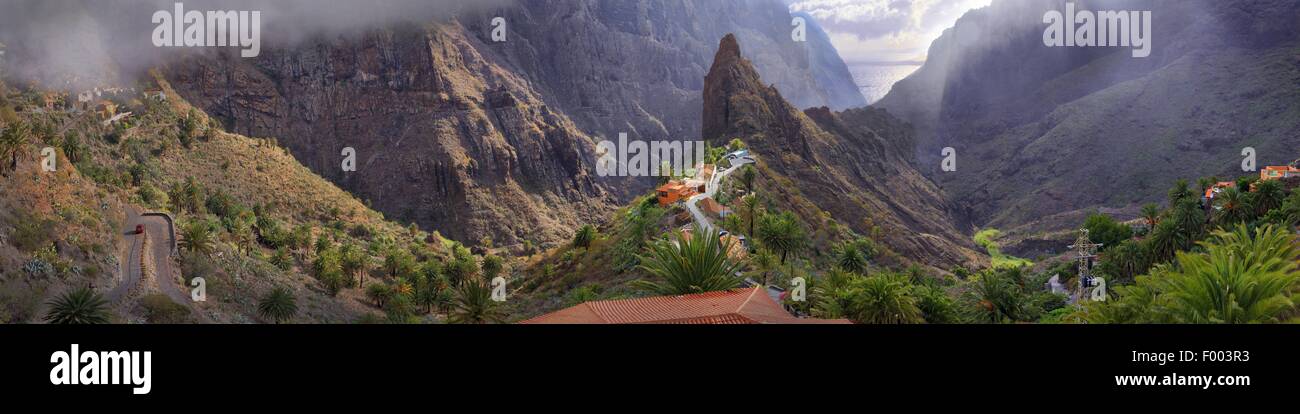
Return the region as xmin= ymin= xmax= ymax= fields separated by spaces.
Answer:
xmin=788 ymin=0 xmax=992 ymax=65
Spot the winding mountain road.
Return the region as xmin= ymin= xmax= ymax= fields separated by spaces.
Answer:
xmin=108 ymin=208 xmax=194 ymax=315
xmin=685 ymin=155 xmax=754 ymax=232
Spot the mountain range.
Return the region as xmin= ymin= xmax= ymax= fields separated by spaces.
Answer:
xmin=878 ymin=0 xmax=1300 ymax=240
xmin=162 ymin=0 xmax=867 ymax=251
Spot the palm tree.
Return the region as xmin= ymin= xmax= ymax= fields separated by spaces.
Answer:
xmin=480 ymin=254 xmax=504 ymax=280
xmin=393 ymin=277 xmax=414 ymax=299
xmin=414 ymin=276 xmax=440 ymax=314
xmin=835 ymin=242 xmax=867 ymax=274
xmin=1159 ymin=225 xmax=1300 ymax=323
xmin=1172 ymin=198 xmax=1208 ymax=242
xmin=850 ymin=274 xmax=924 ymax=324
xmin=740 ymin=194 xmax=760 ymax=236
xmin=257 ymin=287 xmax=297 ymax=324
xmin=913 ymin=284 xmax=957 ymax=324
xmin=365 ymin=283 xmax=392 ymax=308
xmin=340 ymin=243 xmax=370 ymax=287
xmin=814 ymin=274 xmax=923 ymax=324
xmin=756 ymin=211 xmax=807 ymax=265
xmin=0 ymin=120 xmax=30 ymax=174
xmin=632 ymin=224 xmax=746 ymax=295
xmin=44 ymin=287 xmax=111 ymax=324
xmin=269 ymin=247 xmax=293 ymax=271
xmin=1103 ymin=240 xmax=1148 ymax=285
xmin=382 ymin=248 xmax=416 ymax=279
xmin=1167 ymin=179 xmax=1192 ymax=205
xmin=1140 ymin=203 xmax=1161 ymax=229
xmin=443 ymin=256 xmax=479 ymax=286
xmin=970 ymin=270 xmax=1025 ymax=323
xmin=1215 ymin=187 xmax=1251 ymax=226
xmin=383 ymin=293 xmax=416 ymax=323
xmin=178 ymin=221 xmax=214 ymax=256
xmin=1252 ymin=179 xmax=1286 ymax=216
xmin=447 ymin=278 xmax=506 ymax=324
xmin=1147 ymin=219 xmax=1185 ymax=263
xmin=739 ymin=165 xmax=757 ymax=194
xmin=1197 ymin=177 xmax=1214 ymax=196
xmin=751 ymin=248 xmax=777 ymax=285
xmin=231 ymin=218 xmax=254 ymax=256
xmin=172 ymin=176 xmax=204 ymax=215
xmin=573 ymin=224 xmax=596 ymax=249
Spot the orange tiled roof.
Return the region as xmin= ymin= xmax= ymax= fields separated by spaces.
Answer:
xmin=1204 ymin=181 xmax=1235 ymax=198
xmin=699 ymin=197 xmax=727 ymax=215
xmin=520 ymin=286 xmax=851 ymax=324
xmin=657 ymin=182 xmax=683 ymax=192
xmin=657 ymin=180 xmax=699 ymax=194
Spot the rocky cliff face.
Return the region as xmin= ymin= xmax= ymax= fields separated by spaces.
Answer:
xmin=479 ymin=0 xmax=866 ymax=146
xmin=164 ymin=0 xmax=866 ymax=248
xmin=165 ymin=22 xmax=615 ymax=249
xmin=705 ymin=34 xmax=983 ymax=269
xmin=877 ymin=0 xmax=1300 ymax=232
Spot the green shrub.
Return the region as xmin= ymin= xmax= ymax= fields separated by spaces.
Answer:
xmin=1083 ymin=213 xmax=1133 ymax=251
xmin=10 ymin=217 xmax=52 ymax=252
xmin=270 ymin=247 xmax=293 ymax=271
xmin=180 ymin=251 xmax=217 ymax=284
xmin=138 ymin=184 xmax=168 ymax=208
xmin=141 ymin=294 xmax=190 ymax=323
xmin=564 ymin=285 xmax=602 ymax=307
xmin=1038 ymin=307 xmax=1072 ymax=324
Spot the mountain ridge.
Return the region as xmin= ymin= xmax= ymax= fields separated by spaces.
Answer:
xmin=704 ymin=34 xmax=983 ymax=270
xmin=877 ymin=0 xmax=1300 ymax=234
xmin=165 ymin=0 xmax=868 ymax=250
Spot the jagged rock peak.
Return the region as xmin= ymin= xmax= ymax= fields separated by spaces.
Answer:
xmin=703 ymin=33 xmax=770 ymax=142
xmin=716 ymin=33 xmax=741 ymax=62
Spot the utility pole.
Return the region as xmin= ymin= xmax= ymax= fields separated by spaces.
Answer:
xmin=1067 ymin=228 xmax=1103 ymax=304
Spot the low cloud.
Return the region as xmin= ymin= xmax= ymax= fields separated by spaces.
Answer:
xmin=787 ymin=0 xmax=992 ymax=63
xmin=0 ymin=0 xmax=513 ymax=90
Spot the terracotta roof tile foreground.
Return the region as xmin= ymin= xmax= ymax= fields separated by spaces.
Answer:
xmin=521 ymin=286 xmax=852 ymax=324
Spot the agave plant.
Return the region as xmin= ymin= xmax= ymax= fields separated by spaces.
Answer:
xmin=632 ymin=224 xmax=745 ymax=295
xmin=44 ymin=287 xmax=111 ymax=324
xmin=572 ymin=224 xmax=597 ymax=249
xmin=257 ymin=287 xmax=298 ymax=324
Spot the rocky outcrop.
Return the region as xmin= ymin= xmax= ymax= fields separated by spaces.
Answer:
xmin=165 ymin=23 xmax=615 ymax=248
xmin=704 ymin=34 xmax=983 ymax=269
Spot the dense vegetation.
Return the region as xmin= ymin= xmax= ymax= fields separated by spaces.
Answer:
xmin=524 ymin=131 xmax=1300 ymax=325
xmin=5 ymin=72 xmax=1298 ymax=325
xmin=0 ymin=75 xmax=514 ymax=324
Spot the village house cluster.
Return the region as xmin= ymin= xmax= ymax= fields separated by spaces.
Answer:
xmin=1202 ymin=161 xmax=1300 ymax=204
xmin=28 ymin=85 xmax=167 ymax=127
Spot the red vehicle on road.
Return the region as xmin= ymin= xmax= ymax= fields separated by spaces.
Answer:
xmin=134 ymin=224 xmax=145 ymax=234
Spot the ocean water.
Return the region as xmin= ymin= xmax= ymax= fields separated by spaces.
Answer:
xmin=848 ymin=64 xmax=920 ymax=104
